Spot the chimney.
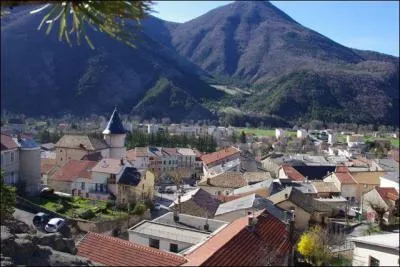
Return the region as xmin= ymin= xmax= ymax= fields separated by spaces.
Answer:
xmin=204 ymin=214 xmax=210 ymax=231
xmin=247 ymin=211 xmax=257 ymax=231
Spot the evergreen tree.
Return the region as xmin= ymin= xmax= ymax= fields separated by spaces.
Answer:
xmin=240 ymin=131 xmax=246 ymax=144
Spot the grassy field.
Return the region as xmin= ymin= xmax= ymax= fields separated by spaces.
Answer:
xmin=235 ymin=127 xmax=297 ymax=137
xmin=28 ymin=196 xmax=129 ymax=220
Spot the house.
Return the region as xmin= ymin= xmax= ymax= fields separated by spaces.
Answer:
xmin=324 ymin=167 xmax=359 ymax=205
xmin=169 ymin=188 xmax=219 ymax=218
xmin=350 ymin=233 xmax=399 ymax=266
xmin=214 ymin=194 xmax=285 ymax=222
xmin=128 ymin=212 xmax=228 ymax=254
xmin=268 ymin=187 xmax=335 ymax=230
xmin=77 ymin=232 xmax=187 ymax=266
xmin=297 ymin=129 xmax=307 ymax=139
xmin=362 ymin=187 xmax=399 ymax=223
xmin=198 ymin=172 xmax=247 ymax=196
xmin=126 ymin=147 xmax=149 ymax=169
xmin=279 ymin=165 xmax=336 ymax=182
xmin=275 ymin=128 xmax=285 ymax=140
xmin=1 ymin=133 xmax=20 ymax=185
xmin=91 ymin=158 xmax=129 ymax=201
xmin=117 ymin=167 xmax=155 ymax=206
xmin=231 ymin=179 xmax=274 ymax=199
xmin=183 ymin=209 xmax=294 ymax=266
xmin=351 ymin=171 xmax=385 ymax=203
xmin=55 ymin=134 xmax=110 ymax=166
xmin=49 ymin=159 xmax=97 ymax=195
xmin=201 ymin=147 xmax=240 ymax=177
xmin=373 ymin=158 xmax=399 ymax=172
xmin=379 ymin=172 xmax=399 ymax=192
xmin=310 ymin=181 xmax=340 ymax=198
xmin=347 ymin=134 xmax=364 ymax=148
xmin=1 ymin=134 xmax=42 ymax=195
xmin=162 ymin=148 xmax=179 ymax=172
xmin=40 ymin=158 xmax=57 ymax=186
xmin=55 ymin=108 xmax=127 ymax=166
xmin=177 ymin=148 xmax=196 ymax=169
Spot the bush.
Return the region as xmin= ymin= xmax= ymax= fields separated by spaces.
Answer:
xmin=78 ymin=209 xmax=95 ymax=220
xmin=106 ymin=200 xmax=115 ymax=209
xmin=144 ymin=199 xmax=153 ymax=209
xmin=133 ymin=203 xmax=146 ymax=215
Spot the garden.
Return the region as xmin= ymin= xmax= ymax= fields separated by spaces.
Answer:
xmin=27 ymin=195 xmax=147 ymax=222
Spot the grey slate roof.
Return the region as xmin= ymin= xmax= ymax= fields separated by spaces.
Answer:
xmin=215 ymin=194 xmax=274 ymax=216
xmin=170 ymin=188 xmax=220 ymax=216
xmin=117 ymin=167 xmax=141 ymax=186
xmin=380 ymin=172 xmax=399 ymax=183
xmin=292 ymin=165 xmax=336 ymax=180
xmin=374 ymin=159 xmax=399 ymax=172
xmin=102 ymin=108 xmax=126 ymax=135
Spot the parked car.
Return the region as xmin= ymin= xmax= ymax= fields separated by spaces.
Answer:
xmin=44 ymin=218 xmax=66 ymax=233
xmin=32 ymin=212 xmax=50 ymax=227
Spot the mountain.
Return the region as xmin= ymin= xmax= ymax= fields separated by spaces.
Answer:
xmin=1 ymin=5 xmax=222 ymax=121
xmin=1 ymin=1 xmax=399 ymax=126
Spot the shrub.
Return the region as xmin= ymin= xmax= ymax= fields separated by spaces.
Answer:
xmin=133 ymin=203 xmax=146 ymax=215
xmin=78 ymin=209 xmax=95 ymax=220
xmin=144 ymin=199 xmax=153 ymax=209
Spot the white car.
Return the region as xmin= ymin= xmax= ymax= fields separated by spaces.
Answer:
xmin=45 ymin=218 xmax=66 ymax=233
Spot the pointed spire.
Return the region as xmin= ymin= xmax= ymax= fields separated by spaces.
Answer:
xmin=102 ymin=107 xmax=126 ymax=135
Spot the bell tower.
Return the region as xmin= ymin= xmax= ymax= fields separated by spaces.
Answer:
xmin=103 ymin=107 xmax=126 ymax=159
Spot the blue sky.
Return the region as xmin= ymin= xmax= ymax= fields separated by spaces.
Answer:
xmin=152 ymin=1 xmax=399 ymax=56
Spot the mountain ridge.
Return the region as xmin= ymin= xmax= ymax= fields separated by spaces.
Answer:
xmin=1 ymin=1 xmax=399 ymax=126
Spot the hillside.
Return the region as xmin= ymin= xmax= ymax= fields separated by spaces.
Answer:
xmin=1 ymin=1 xmax=399 ymax=126
xmin=1 ymin=5 xmax=221 ymax=119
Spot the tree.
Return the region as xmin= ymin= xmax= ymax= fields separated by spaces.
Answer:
xmin=1 ymin=1 xmax=153 ymax=49
xmin=240 ymin=131 xmax=246 ymax=144
xmin=168 ymin=168 xmax=190 ymax=192
xmin=0 ymin=171 xmax=16 ymax=223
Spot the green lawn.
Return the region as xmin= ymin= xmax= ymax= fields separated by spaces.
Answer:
xmin=235 ymin=127 xmax=297 ymax=137
xmin=28 ymin=196 xmax=128 ymax=221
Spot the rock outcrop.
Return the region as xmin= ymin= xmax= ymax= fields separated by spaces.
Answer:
xmin=1 ymin=219 xmax=99 ymax=266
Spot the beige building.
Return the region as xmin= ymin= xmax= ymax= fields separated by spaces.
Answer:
xmin=117 ymin=168 xmax=155 ymax=205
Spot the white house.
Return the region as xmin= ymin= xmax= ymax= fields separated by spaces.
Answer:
xmin=128 ymin=212 xmax=228 ymax=254
xmin=350 ymin=233 xmax=399 ymax=266
xmin=275 ymin=128 xmax=285 ymax=140
xmin=379 ymin=172 xmax=399 ymax=192
xmin=328 ymin=133 xmax=337 ymax=145
xmin=297 ymin=129 xmax=308 ymax=139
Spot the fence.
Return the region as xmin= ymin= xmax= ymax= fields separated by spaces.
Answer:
xmin=16 ymin=196 xmax=150 ymax=234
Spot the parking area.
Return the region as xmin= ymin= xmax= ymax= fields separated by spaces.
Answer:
xmin=13 ymin=207 xmax=72 ymax=238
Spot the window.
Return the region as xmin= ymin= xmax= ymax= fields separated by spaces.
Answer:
xmin=81 ymin=182 xmax=85 ymax=190
xmin=100 ymin=184 xmax=103 ymax=192
xmin=95 ymin=184 xmax=98 ymax=192
xmin=10 ymin=152 xmax=14 ymax=162
xmin=369 ymin=256 xmax=379 ymax=266
xmin=149 ymin=238 xmax=160 ymax=249
xmin=170 ymin=243 xmax=178 ymax=253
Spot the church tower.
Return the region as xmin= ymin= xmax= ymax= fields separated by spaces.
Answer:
xmin=103 ymin=107 xmax=126 ymax=159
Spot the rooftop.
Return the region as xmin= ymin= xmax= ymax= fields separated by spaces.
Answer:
xmin=311 ymin=181 xmax=340 ymax=193
xmin=334 ymin=172 xmax=357 ymax=184
xmin=281 ymin=165 xmax=305 ymax=181
xmin=170 ymin=188 xmax=220 ymax=216
xmin=349 ymin=233 xmax=399 ymax=250
xmin=52 ymin=160 xmax=97 ymax=182
xmin=243 ymin=171 xmax=272 ymax=184
xmin=350 ymin=171 xmax=385 ymax=185
xmin=13 ymin=137 xmax=40 ymax=149
xmin=178 ymin=148 xmax=196 ymax=156
xmin=118 ymin=167 xmax=142 ymax=186
xmin=198 ymin=172 xmax=247 ymax=189
xmin=55 ymin=134 xmax=109 ymax=151
xmin=1 ymin=133 xmax=18 ymax=150
xmin=183 ymin=209 xmax=292 ymax=266
xmin=77 ymin=232 xmax=187 ymax=266
xmin=91 ymin=158 xmax=125 ymax=175
xmin=201 ymin=147 xmax=240 ymax=166
xmin=102 ymin=108 xmax=126 ymax=135
xmin=232 ymin=179 xmax=273 ymax=196
xmin=380 ymin=172 xmax=399 ymax=183
xmin=375 ymin=187 xmax=399 ymax=202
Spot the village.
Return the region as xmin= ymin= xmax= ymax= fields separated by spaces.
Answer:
xmin=1 ymin=107 xmax=399 ymax=266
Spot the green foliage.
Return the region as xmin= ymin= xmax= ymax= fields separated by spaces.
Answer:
xmin=37 ymin=129 xmax=61 ymax=144
xmin=240 ymin=131 xmax=246 ymax=143
xmin=0 ymin=171 xmax=16 ymax=223
xmin=362 ymin=223 xmax=382 ymax=236
xmin=77 ymin=209 xmax=95 ymax=220
xmin=1 ymin=1 xmax=153 ymax=49
xmin=126 ymin=130 xmax=217 ymax=153
xmin=133 ymin=203 xmax=146 ymax=215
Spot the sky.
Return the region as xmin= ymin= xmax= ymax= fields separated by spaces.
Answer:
xmin=152 ymin=1 xmax=399 ymax=57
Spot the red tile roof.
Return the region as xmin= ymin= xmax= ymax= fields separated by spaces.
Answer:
xmin=41 ymin=158 xmax=56 ymax=175
xmin=52 ymin=160 xmax=97 ymax=182
xmin=184 ymin=210 xmax=292 ymax=266
xmin=335 ymin=172 xmax=357 ymax=184
xmin=201 ymin=147 xmax=240 ymax=165
xmin=376 ymin=187 xmax=399 ymax=202
xmin=1 ymin=133 xmax=18 ymax=151
xmin=335 ymin=166 xmax=350 ymax=173
xmin=282 ymin=165 xmax=305 ymax=181
xmin=77 ymin=232 xmax=187 ymax=266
